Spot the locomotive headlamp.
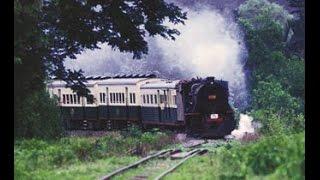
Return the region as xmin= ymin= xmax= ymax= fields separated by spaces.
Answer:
xmin=208 ymin=95 xmax=216 ymax=100
xmin=210 ymin=114 xmax=219 ymax=119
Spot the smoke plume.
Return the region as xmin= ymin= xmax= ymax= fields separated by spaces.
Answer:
xmin=65 ymin=2 xmax=249 ymax=109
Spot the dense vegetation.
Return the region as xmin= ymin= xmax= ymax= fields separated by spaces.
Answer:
xmin=14 ymin=129 xmax=177 ymax=179
xmin=15 ymin=90 xmax=65 ymax=139
xmin=165 ymin=133 xmax=304 ymax=179
xmin=237 ymin=0 xmax=305 ymax=135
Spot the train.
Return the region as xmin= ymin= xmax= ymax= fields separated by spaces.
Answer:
xmin=47 ymin=74 xmax=236 ymax=138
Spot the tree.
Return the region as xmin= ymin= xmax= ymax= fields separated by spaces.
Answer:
xmin=14 ymin=0 xmax=187 ymax=138
xmin=237 ymin=0 xmax=305 ymax=135
xmin=15 ymin=0 xmax=186 ymax=97
xmin=237 ymin=0 xmax=293 ymax=69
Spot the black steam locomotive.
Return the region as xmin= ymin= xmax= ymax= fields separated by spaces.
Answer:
xmin=181 ymin=77 xmax=236 ymax=137
xmin=48 ymin=74 xmax=236 ymax=138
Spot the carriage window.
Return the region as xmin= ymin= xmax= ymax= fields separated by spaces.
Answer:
xmin=154 ymin=95 xmax=157 ymax=104
xmin=133 ymin=93 xmax=136 ymax=104
xmin=87 ymin=94 xmax=94 ymax=104
xmin=150 ymin=94 xmax=153 ymax=104
xmin=115 ymin=93 xmax=118 ymax=103
xmin=73 ymin=94 xmax=77 ymax=104
xmin=121 ymin=93 xmax=125 ymax=103
xmin=63 ymin=94 xmax=66 ymax=104
xmin=78 ymin=95 xmax=81 ymax=104
xmin=129 ymin=93 xmax=132 ymax=103
xmin=146 ymin=95 xmax=149 ymax=104
xmin=66 ymin=94 xmax=70 ymax=104
xmin=143 ymin=95 xmax=146 ymax=104
xmin=70 ymin=94 xmax=73 ymax=104
xmin=100 ymin=93 xmax=106 ymax=103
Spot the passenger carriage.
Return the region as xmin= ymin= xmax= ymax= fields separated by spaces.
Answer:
xmin=47 ymin=74 xmax=181 ymax=130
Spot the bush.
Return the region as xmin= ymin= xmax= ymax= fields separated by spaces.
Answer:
xmin=121 ymin=125 xmax=143 ymax=138
xmin=15 ymin=90 xmax=64 ymax=139
xmin=238 ymin=0 xmax=293 ymax=30
xmin=251 ymin=77 xmax=304 ymax=135
xmin=218 ymin=133 xmax=305 ymax=179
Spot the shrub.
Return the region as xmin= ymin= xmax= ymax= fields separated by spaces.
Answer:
xmin=218 ymin=133 xmax=305 ymax=179
xmin=15 ymin=90 xmax=64 ymax=139
xmin=121 ymin=125 xmax=143 ymax=138
xmin=251 ymin=77 xmax=304 ymax=135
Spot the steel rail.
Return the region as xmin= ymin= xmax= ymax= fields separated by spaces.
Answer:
xmin=154 ymin=149 xmax=204 ymax=180
xmin=100 ymin=149 xmax=172 ymax=180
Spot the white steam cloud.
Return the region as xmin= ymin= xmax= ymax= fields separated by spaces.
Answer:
xmin=231 ymin=114 xmax=255 ymax=139
xmin=65 ymin=7 xmax=249 ymax=108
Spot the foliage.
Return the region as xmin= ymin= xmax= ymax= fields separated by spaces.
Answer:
xmin=251 ymin=51 xmax=305 ymax=99
xmin=14 ymin=0 xmax=187 ymax=99
xmin=218 ymin=133 xmax=304 ymax=179
xmin=14 ymin=0 xmax=187 ymax=138
xmin=238 ymin=0 xmax=293 ymax=30
xmin=14 ymin=90 xmax=64 ymax=139
xmin=238 ymin=0 xmax=293 ymax=70
xmin=252 ymin=77 xmax=301 ymax=113
xmin=121 ymin=125 xmax=143 ymax=138
xmin=250 ymin=77 xmax=304 ymax=135
xmin=237 ymin=0 xmax=305 ymax=135
xmin=14 ymin=131 xmax=177 ymax=179
xmin=165 ymin=133 xmax=305 ymax=180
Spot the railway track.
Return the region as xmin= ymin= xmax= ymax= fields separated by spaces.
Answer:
xmin=100 ymin=139 xmax=210 ymax=180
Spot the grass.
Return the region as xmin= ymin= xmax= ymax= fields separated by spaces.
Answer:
xmin=115 ymin=158 xmax=180 ymax=180
xmin=164 ymin=132 xmax=305 ymax=180
xmin=16 ymin=156 xmax=139 ymax=180
xmin=14 ymin=129 xmax=177 ymax=180
xmin=14 ymin=129 xmax=304 ymax=180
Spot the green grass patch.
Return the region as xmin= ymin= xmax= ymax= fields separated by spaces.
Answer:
xmin=164 ymin=133 xmax=305 ymax=180
xmin=14 ymin=130 xmax=177 ymax=180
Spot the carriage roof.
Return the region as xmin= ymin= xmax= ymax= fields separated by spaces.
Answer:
xmin=140 ymin=80 xmax=180 ymax=89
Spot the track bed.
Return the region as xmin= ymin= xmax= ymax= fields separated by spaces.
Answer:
xmin=100 ymin=140 xmax=209 ymax=180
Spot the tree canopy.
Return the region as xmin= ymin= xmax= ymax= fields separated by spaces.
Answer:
xmin=14 ymin=0 xmax=187 ymax=97
xmin=14 ymin=0 xmax=187 ymax=138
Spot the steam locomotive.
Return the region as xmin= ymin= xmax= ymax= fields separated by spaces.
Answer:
xmin=47 ymin=74 xmax=236 ymax=138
